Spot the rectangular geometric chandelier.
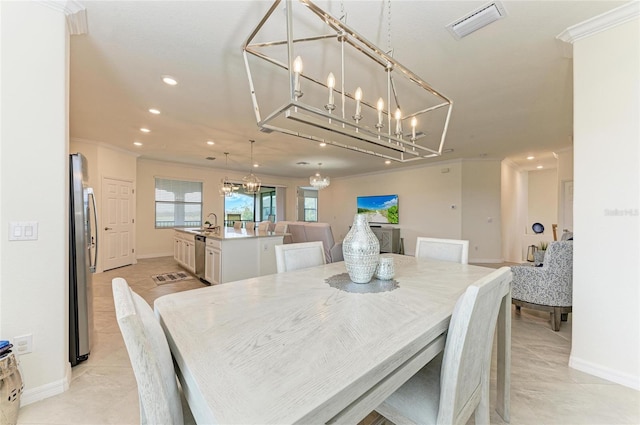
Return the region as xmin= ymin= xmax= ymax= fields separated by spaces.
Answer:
xmin=242 ymin=0 xmax=453 ymax=162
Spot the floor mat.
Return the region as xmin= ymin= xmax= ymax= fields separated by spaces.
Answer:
xmin=151 ymin=271 xmax=194 ymax=285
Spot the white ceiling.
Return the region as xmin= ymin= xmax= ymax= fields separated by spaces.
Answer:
xmin=70 ymin=0 xmax=627 ymax=178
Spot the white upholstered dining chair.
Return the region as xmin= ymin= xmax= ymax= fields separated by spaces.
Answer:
xmin=275 ymin=241 xmax=326 ymax=273
xmin=415 ymin=237 xmax=469 ymax=264
xmin=376 ymin=267 xmax=512 ymax=425
xmin=112 ymin=278 xmax=194 ymax=425
xmin=273 ymin=222 xmax=288 ymax=234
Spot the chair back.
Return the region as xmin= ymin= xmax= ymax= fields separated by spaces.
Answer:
xmin=438 ymin=267 xmax=511 ymax=424
xmin=257 ymin=221 xmax=270 ymax=232
xmin=112 ymin=278 xmax=184 ymax=425
xmin=233 ymin=221 xmax=242 ymax=230
xmin=246 ymin=221 xmax=256 ymax=231
xmin=273 ymin=222 xmax=288 ymax=234
xmin=415 ymin=237 xmax=469 ymax=264
xmin=275 ymin=241 xmax=326 ymax=273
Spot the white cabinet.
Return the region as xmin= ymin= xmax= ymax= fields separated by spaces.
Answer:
xmin=174 ymin=232 xmax=196 ymax=273
xmin=370 ymin=227 xmax=401 ymax=253
xmin=205 ymin=240 xmax=221 ymax=285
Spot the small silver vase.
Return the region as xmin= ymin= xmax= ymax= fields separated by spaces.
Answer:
xmin=342 ymin=214 xmax=380 ymax=283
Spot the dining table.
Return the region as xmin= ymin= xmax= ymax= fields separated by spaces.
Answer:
xmin=154 ymin=254 xmax=511 ymax=424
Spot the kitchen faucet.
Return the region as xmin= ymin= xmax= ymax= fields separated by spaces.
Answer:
xmin=206 ymin=213 xmax=219 ymax=230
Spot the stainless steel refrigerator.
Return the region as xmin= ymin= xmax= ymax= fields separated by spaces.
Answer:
xmin=69 ymin=153 xmax=98 ymax=366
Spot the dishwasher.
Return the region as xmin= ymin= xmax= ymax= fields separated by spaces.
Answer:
xmin=194 ymin=234 xmax=207 ymax=283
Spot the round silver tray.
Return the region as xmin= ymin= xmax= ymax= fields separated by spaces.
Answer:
xmin=325 ymin=273 xmax=399 ymax=294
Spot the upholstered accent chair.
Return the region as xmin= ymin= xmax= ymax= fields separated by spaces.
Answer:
xmin=112 ymin=278 xmax=194 ymax=424
xmin=376 ymin=267 xmax=512 ymax=425
xmin=415 ymin=237 xmax=469 ymax=264
xmin=511 ymin=241 xmax=573 ymax=331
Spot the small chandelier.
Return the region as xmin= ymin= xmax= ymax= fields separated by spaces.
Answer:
xmin=242 ymin=140 xmax=262 ymax=195
xmin=242 ymin=0 xmax=453 ymax=163
xmin=309 ymin=163 xmax=330 ymax=190
xmin=219 ymin=152 xmax=238 ymax=197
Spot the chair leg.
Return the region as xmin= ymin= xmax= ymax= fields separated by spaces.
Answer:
xmin=474 ymin=373 xmax=491 ymax=425
xmin=515 ymin=305 xmax=521 ymax=313
xmin=551 ymin=308 xmax=561 ymax=331
xmin=561 ymin=313 xmax=568 ymax=322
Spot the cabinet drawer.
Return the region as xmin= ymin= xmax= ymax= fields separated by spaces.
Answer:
xmin=206 ymin=239 xmax=221 ymax=249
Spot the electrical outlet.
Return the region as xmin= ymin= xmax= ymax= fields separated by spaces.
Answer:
xmin=14 ymin=334 xmax=33 ymax=355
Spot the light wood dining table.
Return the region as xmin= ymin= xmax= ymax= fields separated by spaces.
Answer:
xmin=154 ymin=254 xmax=511 ymax=424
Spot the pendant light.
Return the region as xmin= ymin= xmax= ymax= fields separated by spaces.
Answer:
xmin=309 ymin=162 xmax=330 ymax=190
xmin=242 ymin=140 xmax=261 ymax=195
xmin=219 ymin=152 xmax=238 ymax=197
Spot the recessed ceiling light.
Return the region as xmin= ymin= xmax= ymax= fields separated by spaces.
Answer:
xmin=207 ymin=140 xmax=215 ymax=145
xmin=162 ymin=75 xmax=178 ymax=86
xmin=148 ymin=108 xmax=161 ymax=115
xmin=385 ymin=160 xmax=391 ymax=165
xmin=133 ymin=142 xmax=143 ymax=147
xmin=537 ymin=165 xmax=543 ymax=169
xmin=253 ymin=163 xmax=259 ymax=168
xmin=140 ymin=128 xmax=150 ymax=133
xmin=527 ymin=156 xmax=535 ymax=160
xmin=319 ymin=142 xmax=327 ymax=147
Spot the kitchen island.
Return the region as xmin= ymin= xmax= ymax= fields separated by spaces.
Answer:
xmin=174 ymin=228 xmax=285 ymax=285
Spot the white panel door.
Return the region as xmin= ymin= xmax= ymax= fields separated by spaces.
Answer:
xmin=102 ymin=178 xmax=134 ymax=271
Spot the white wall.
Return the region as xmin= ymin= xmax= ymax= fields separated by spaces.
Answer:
xmin=320 ymin=159 xmax=502 ymax=261
xmin=527 ymin=168 xmax=558 ymax=237
xmin=136 ymin=159 xmax=301 ymax=257
xmin=570 ymin=15 xmax=640 ymax=389
xmin=501 ymin=161 xmax=528 ymax=262
xmin=556 ymin=148 xmax=574 ymax=234
xmin=461 ymin=160 xmax=503 ymax=262
xmin=0 ymin=2 xmax=71 ymax=403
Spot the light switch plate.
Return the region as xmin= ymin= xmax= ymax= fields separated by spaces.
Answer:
xmin=9 ymin=221 xmax=38 ymax=241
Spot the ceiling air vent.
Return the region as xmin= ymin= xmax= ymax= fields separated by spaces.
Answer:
xmin=446 ymin=1 xmax=507 ymax=40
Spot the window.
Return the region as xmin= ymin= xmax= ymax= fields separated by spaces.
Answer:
xmin=224 ymin=186 xmax=278 ymax=225
xmin=155 ymin=178 xmax=202 ymax=228
xmin=304 ymin=196 xmax=318 ymax=221
xmin=297 ymin=189 xmax=318 ymax=222
xmin=261 ymin=190 xmax=276 ymax=221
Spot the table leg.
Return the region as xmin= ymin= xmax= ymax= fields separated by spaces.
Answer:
xmin=496 ymin=290 xmax=511 ymax=422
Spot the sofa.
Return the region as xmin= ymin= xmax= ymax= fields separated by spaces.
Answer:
xmin=269 ymin=221 xmax=343 ymax=263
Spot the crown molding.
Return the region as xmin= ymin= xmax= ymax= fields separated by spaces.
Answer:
xmin=38 ymin=1 xmax=87 ymax=35
xmin=557 ymin=1 xmax=640 ymax=44
xmin=71 ymin=137 xmax=140 ymax=158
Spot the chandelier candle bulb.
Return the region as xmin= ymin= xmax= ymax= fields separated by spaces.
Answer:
xmin=376 ymin=97 xmax=384 ymax=129
xmin=395 ymin=108 xmax=402 ymax=138
xmin=293 ymin=56 xmax=303 ymax=97
xmin=354 ymin=87 xmax=363 ymax=119
xmin=411 ymin=116 xmax=417 ymax=140
xmin=327 ymin=73 xmax=335 ymax=106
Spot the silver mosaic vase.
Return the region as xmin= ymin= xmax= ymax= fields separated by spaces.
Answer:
xmin=342 ymin=214 xmax=380 ymax=283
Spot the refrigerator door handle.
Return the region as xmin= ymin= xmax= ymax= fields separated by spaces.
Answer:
xmin=87 ymin=187 xmax=98 ymax=273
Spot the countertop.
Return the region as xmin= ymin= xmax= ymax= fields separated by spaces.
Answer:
xmin=175 ymin=227 xmax=286 ymax=240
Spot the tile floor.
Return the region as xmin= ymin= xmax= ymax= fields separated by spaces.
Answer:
xmin=16 ymin=257 xmax=640 ymax=425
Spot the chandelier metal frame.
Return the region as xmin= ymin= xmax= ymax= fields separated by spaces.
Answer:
xmin=219 ymin=152 xmax=239 ymax=197
xmin=242 ymin=140 xmax=262 ymax=195
xmin=242 ymin=0 xmax=453 ymax=162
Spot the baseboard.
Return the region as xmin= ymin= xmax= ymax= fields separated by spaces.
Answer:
xmin=569 ymin=355 xmax=640 ymax=390
xmin=469 ymin=258 xmax=504 ymax=264
xmin=20 ymin=362 xmax=72 ymax=406
xmin=137 ymin=252 xmax=173 ymax=259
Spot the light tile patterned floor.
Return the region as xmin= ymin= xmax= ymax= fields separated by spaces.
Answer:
xmin=16 ymin=257 xmax=640 ymax=424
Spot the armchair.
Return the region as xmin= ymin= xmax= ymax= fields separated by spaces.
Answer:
xmin=511 ymin=241 xmax=573 ymax=331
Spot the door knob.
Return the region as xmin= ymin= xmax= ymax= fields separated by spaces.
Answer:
xmin=104 ymin=227 xmax=113 ymax=231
